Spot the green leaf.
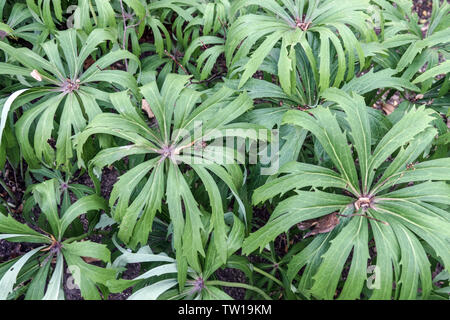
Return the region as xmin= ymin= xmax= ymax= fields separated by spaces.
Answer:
xmin=0 ymin=89 xmax=28 ymax=145
xmin=238 ymin=31 xmax=284 ymax=89
xmin=0 ymin=215 xmax=50 ymax=243
xmin=252 ymin=161 xmax=348 ymax=205
xmin=190 ymin=165 xmax=227 ymax=264
xmin=0 ymin=246 xmax=45 ymax=300
xmin=128 ymin=279 xmax=178 ymax=300
xmin=310 ymin=217 xmax=368 ymax=299
xmin=366 ymin=106 xmax=435 ymax=188
xmin=243 ymin=190 xmax=352 ymax=254
xmin=60 ymin=195 xmax=107 ymax=235
xmin=32 ymin=179 xmax=61 ymax=237
xmin=380 ymin=181 xmax=450 ymax=205
xmin=42 ymin=253 xmax=64 ymax=300
xmin=392 ymin=224 xmax=432 ymax=299
xmin=278 ymin=36 xmax=294 ymax=95
xmin=63 ymin=251 xmax=116 ymax=300
xmin=323 ymin=89 xmax=372 ymax=193
xmin=412 ymin=60 xmax=450 ymax=84
xmin=25 ymin=257 xmax=52 ymax=300
xmin=15 ymin=93 xmax=65 ymax=168
xmin=368 ymin=209 xmax=400 ymax=300
xmin=283 ymin=107 xmax=360 ymax=195
xmin=342 ymin=68 xmax=419 ymax=94
xmin=63 ymin=241 xmax=111 ymax=263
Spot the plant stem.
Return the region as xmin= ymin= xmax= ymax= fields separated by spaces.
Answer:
xmin=64 ymin=229 xmax=111 ymax=243
xmin=88 ymin=0 xmax=98 ymax=26
xmin=252 ymin=266 xmax=284 ymax=287
xmin=206 ymin=280 xmax=272 ymax=300
xmin=337 ymin=213 xmax=389 ymax=225
xmin=119 ymin=0 xmax=129 ymax=71
xmin=164 ymin=49 xmax=190 ymax=77
xmin=64 ymin=232 xmax=89 ymax=243
xmin=0 ymin=177 xmax=16 ymax=203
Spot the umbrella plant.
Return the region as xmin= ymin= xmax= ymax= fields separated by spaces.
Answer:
xmin=0 ymin=178 xmax=115 ymax=300
xmin=75 ymin=74 xmax=267 ymax=285
xmin=0 ymin=28 xmax=138 ymax=169
xmin=245 ymin=89 xmax=450 ymax=299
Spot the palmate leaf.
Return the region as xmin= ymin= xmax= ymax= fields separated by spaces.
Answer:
xmin=283 ymin=105 xmax=360 ymax=195
xmin=323 ymin=88 xmax=371 ymax=193
xmin=32 ymin=179 xmax=61 ymax=237
xmin=0 ymin=246 xmax=46 ymax=300
xmin=108 ymin=213 xmax=245 ymax=300
xmin=252 ymin=161 xmax=348 ymax=205
xmin=226 ymin=0 xmax=374 ymax=93
xmin=76 ymin=75 xmax=261 ymax=286
xmin=366 ymin=106 xmax=436 ymax=189
xmin=310 ymin=216 xmax=369 ymax=299
xmin=0 ymin=28 xmax=138 ymax=169
xmin=368 ymin=210 xmax=400 ymax=300
xmin=69 ymin=0 xmax=111 ymax=33
xmin=392 ymin=224 xmax=432 ymax=299
xmin=31 ymin=179 xmax=107 ymax=240
xmin=243 ymin=190 xmax=352 ymax=254
xmin=0 ymin=178 xmax=113 ymax=300
xmin=285 ymin=205 xmax=355 ymax=295
xmin=62 ymin=245 xmax=116 ymax=300
xmin=148 ymin=0 xmax=229 ymax=54
xmin=375 ymin=0 xmax=449 ymax=90
xmin=248 ymin=89 xmax=450 ymax=299
xmin=0 ymin=2 xmax=40 ymax=45
xmin=0 ymin=212 xmax=51 ymax=244
xmin=183 ymin=36 xmax=225 ymax=80
xmin=412 ymin=60 xmax=450 ymax=85
xmin=341 ymin=68 xmax=420 ymax=94
xmin=26 ymin=256 xmax=53 ymax=300
xmin=41 ymin=253 xmax=64 ymax=300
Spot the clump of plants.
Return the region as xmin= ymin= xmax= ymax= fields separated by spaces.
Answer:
xmin=0 ymin=0 xmax=448 ymax=300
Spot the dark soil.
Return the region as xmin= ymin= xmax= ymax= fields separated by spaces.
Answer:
xmin=0 ymin=161 xmax=26 ymax=210
xmin=108 ymin=263 xmax=141 ymax=300
xmin=0 ymin=241 xmax=39 ymax=263
xmin=63 ymin=260 xmax=141 ymax=300
xmin=216 ymin=267 xmax=247 ymax=300
xmin=73 ymin=166 xmax=119 ymax=199
xmin=413 ymin=0 xmax=433 ymax=22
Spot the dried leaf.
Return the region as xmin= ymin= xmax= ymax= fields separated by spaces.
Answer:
xmin=382 ymin=103 xmax=395 ymax=115
xmin=83 ymin=56 xmax=95 ymax=70
xmin=142 ymin=99 xmax=154 ymax=119
xmin=297 ymin=212 xmax=340 ymax=238
xmin=30 ymin=69 xmax=42 ymax=82
xmin=82 ymin=257 xmax=101 ymax=263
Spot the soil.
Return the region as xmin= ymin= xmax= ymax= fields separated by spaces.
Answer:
xmin=215 ymin=267 xmax=247 ymax=300
xmin=0 ymin=241 xmax=39 ymax=263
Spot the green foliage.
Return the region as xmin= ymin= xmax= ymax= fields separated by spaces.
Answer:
xmin=0 ymin=0 xmax=448 ymax=301
xmin=74 ymin=75 xmax=262 ymax=287
xmin=0 ymin=28 xmax=137 ymax=169
xmin=245 ymin=90 xmax=450 ymax=299
xmin=226 ymin=0 xmax=376 ymax=94
xmin=374 ymin=0 xmax=450 ymax=91
xmin=0 ymin=178 xmax=114 ymax=300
